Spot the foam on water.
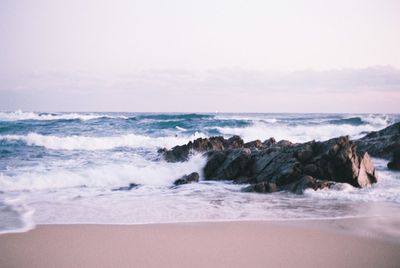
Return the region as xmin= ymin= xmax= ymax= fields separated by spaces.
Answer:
xmin=0 ymin=132 xmax=206 ymax=150
xmin=0 ymin=110 xmax=126 ymax=121
xmin=0 ymin=195 xmax=35 ymax=234
xmin=0 ymin=154 xmax=207 ymax=191
xmin=216 ymin=118 xmax=389 ymax=143
xmin=1 ymin=111 xmax=400 ymax=233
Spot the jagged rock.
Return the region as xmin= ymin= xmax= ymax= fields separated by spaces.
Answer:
xmin=158 ymin=122 xmax=394 ymax=194
xmin=160 ymin=136 xmax=244 ymax=162
xmin=162 ymin=136 xmax=378 ymax=194
xmin=244 ymin=140 xmax=263 ymax=149
xmin=204 ymin=148 xmax=253 ymax=182
xmin=387 ymin=148 xmax=400 ymax=171
xmin=356 ymin=122 xmax=400 ymax=159
xmin=243 ymin=176 xmax=334 ymax=194
xmin=357 ymin=152 xmax=378 ymax=186
xmin=112 ymin=183 xmax=140 ymax=191
xmin=173 ymin=172 xmax=200 ymax=186
xmin=243 ymin=181 xmax=278 ymax=193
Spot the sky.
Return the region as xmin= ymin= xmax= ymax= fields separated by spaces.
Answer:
xmin=1 ymin=0 xmax=400 ymax=112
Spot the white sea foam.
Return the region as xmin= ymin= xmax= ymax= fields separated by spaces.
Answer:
xmin=175 ymin=126 xmax=187 ymax=131
xmin=216 ymin=121 xmax=390 ymax=143
xmin=0 ymin=196 xmax=35 ymax=234
xmin=0 ymin=154 xmax=207 ymax=191
xmin=361 ymin=114 xmax=391 ymax=126
xmin=0 ymin=110 xmax=127 ymax=121
xmin=0 ymin=132 xmax=207 ymax=150
xmin=215 ymin=114 xmax=278 ymax=123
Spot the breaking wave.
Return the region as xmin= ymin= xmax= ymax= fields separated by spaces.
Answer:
xmin=0 ymin=132 xmax=206 ymax=150
xmin=216 ymin=116 xmax=391 ymax=143
xmin=0 ymin=110 xmax=127 ymax=121
xmin=0 ymin=154 xmax=207 ymax=191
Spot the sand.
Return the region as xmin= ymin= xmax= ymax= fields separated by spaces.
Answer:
xmin=1 ymin=220 xmax=399 ymax=268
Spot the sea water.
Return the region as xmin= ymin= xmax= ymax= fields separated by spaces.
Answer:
xmin=1 ymin=111 xmax=400 ymax=233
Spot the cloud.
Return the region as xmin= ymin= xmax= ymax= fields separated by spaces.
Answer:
xmin=0 ymin=66 xmax=399 ymax=112
xmin=1 ymin=66 xmax=400 ymax=94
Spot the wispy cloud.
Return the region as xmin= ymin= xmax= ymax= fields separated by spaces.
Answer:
xmin=1 ymin=66 xmax=399 ymax=112
xmin=1 ymin=66 xmax=400 ymax=93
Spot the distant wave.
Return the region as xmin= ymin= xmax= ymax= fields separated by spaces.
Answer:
xmin=327 ymin=115 xmax=391 ymax=126
xmin=0 ymin=132 xmax=206 ymax=150
xmin=327 ymin=117 xmax=364 ymax=125
xmin=0 ymin=110 xmax=128 ymax=121
xmin=136 ymin=113 xmax=213 ymax=121
xmin=215 ymin=114 xmax=278 ymax=124
xmin=215 ymin=119 xmax=391 ymax=143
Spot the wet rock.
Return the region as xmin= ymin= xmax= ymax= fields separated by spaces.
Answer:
xmin=244 ymin=140 xmax=263 ymax=150
xmin=204 ymin=136 xmax=377 ymax=192
xmin=243 ymin=181 xmax=278 ymax=193
xmin=263 ymin=137 xmax=276 ymax=147
xmin=159 ymin=131 xmax=381 ymax=194
xmin=112 ymin=183 xmax=140 ymax=191
xmin=161 ymin=136 xmax=244 ymax=162
xmin=387 ymin=148 xmax=400 ymax=171
xmin=356 ymin=122 xmax=400 ymax=159
xmin=243 ymin=176 xmax=333 ymax=194
xmin=357 ymin=152 xmax=378 ymax=186
xmin=173 ymin=172 xmax=200 ymax=186
xmin=204 ymin=149 xmax=253 ymax=181
xmin=280 ymin=176 xmax=333 ymax=194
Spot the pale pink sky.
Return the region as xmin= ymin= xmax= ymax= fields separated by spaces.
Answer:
xmin=1 ymin=0 xmax=400 ymax=112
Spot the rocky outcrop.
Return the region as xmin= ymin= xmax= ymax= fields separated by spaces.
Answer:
xmin=203 ymin=136 xmax=377 ymax=193
xmin=356 ymin=122 xmax=400 ymax=159
xmin=173 ymin=172 xmax=200 ymax=186
xmin=160 ymin=135 xmax=378 ymax=194
xmin=112 ymin=183 xmax=140 ymax=191
xmin=387 ymin=149 xmax=400 ymax=171
xmin=158 ymin=136 xmax=245 ymax=162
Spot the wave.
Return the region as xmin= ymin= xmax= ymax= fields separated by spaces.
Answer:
xmin=327 ymin=114 xmax=391 ymax=126
xmin=0 ymin=132 xmax=206 ymax=150
xmin=0 ymin=110 xmax=128 ymax=121
xmin=0 ymin=154 xmax=207 ymax=191
xmin=214 ymin=114 xmax=278 ymax=124
xmin=327 ymin=117 xmax=364 ymax=126
xmin=215 ymin=120 xmax=391 ymax=143
xmin=136 ymin=113 xmax=213 ymax=121
xmin=0 ymin=196 xmax=35 ymax=234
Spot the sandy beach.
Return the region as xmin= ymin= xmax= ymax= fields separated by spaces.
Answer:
xmin=1 ymin=220 xmax=399 ymax=268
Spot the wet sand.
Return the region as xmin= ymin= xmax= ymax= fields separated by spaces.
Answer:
xmin=1 ymin=220 xmax=400 ymax=268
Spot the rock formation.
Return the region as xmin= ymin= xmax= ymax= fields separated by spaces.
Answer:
xmin=173 ymin=172 xmax=200 ymax=186
xmin=356 ymin=122 xmax=400 ymax=159
xmin=160 ymin=135 xmax=378 ymax=194
xmin=387 ymin=148 xmax=400 ymax=171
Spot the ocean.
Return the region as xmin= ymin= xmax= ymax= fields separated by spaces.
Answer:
xmin=1 ymin=111 xmax=400 ymax=233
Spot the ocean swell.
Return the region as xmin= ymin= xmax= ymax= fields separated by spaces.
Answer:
xmin=0 ymin=132 xmax=207 ymax=150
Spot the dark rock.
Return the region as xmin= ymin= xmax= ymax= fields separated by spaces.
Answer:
xmin=280 ymin=176 xmax=333 ymax=194
xmin=173 ymin=172 xmax=200 ymax=186
xmin=203 ymin=136 xmax=377 ymax=192
xmin=243 ymin=181 xmax=278 ymax=193
xmin=161 ymin=136 xmax=244 ymax=162
xmin=243 ymin=176 xmax=334 ymax=194
xmin=276 ymin=140 xmax=293 ymax=147
xmin=263 ymin=137 xmax=276 ymax=147
xmin=244 ymin=140 xmax=263 ymax=149
xmin=204 ymin=149 xmax=253 ymax=181
xmin=159 ymin=130 xmax=382 ymax=194
xmin=356 ymin=122 xmax=400 ymax=159
xmin=387 ymin=148 xmax=400 ymax=171
xmin=112 ymin=183 xmax=140 ymax=191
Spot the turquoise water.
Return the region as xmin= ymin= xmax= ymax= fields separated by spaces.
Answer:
xmin=0 ymin=111 xmax=399 ymax=233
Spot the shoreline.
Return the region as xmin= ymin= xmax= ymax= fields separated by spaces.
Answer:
xmin=1 ymin=219 xmax=400 ymax=268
